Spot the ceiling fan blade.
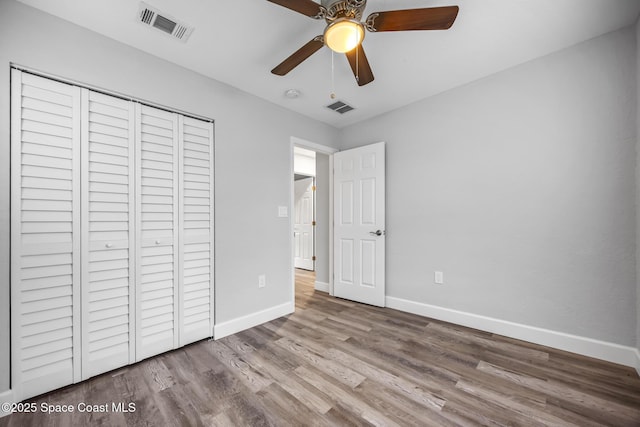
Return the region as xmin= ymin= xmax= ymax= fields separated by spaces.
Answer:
xmin=271 ymin=37 xmax=324 ymax=76
xmin=345 ymin=45 xmax=374 ymax=86
xmin=267 ymin=0 xmax=324 ymax=18
xmin=366 ymin=6 xmax=459 ymax=32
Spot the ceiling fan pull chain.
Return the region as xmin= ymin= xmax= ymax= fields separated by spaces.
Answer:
xmin=330 ymin=50 xmax=336 ymax=99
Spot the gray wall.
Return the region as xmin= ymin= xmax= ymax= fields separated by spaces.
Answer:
xmin=0 ymin=0 xmax=339 ymax=395
xmin=315 ymin=153 xmax=330 ymax=285
xmin=340 ymin=26 xmax=637 ymax=346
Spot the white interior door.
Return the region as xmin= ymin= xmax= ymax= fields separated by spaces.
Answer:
xmin=294 ymin=177 xmax=314 ymax=271
xmin=135 ymin=104 xmax=179 ymax=361
xmin=11 ymin=70 xmax=82 ymax=400
xmin=11 ymin=70 xmax=216 ymax=400
xmin=81 ymin=89 xmax=136 ymax=379
xmin=333 ymin=142 xmax=385 ymax=307
xmin=178 ymin=116 xmax=214 ymax=346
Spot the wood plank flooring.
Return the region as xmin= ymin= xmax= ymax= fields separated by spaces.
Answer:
xmin=2 ymin=268 xmax=640 ymax=426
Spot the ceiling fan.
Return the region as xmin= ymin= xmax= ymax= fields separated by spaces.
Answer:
xmin=268 ymin=0 xmax=459 ymax=86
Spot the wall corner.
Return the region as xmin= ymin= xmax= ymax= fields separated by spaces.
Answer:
xmin=636 ymin=12 xmax=640 ymax=369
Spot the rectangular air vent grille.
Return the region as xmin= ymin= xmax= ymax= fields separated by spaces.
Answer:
xmin=327 ymin=100 xmax=355 ymax=114
xmin=138 ymin=2 xmax=194 ymax=42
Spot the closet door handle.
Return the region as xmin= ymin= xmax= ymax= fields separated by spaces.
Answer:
xmin=105 ymin=243 xmax=113 ymax=248
xmin=155 ymin=240 xmax=161 ymax=245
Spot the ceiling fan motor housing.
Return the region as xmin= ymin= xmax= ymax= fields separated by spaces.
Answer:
xmin=321 ymin=0 xmax=367 ymax=22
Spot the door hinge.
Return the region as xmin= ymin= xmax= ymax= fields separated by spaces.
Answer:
xmin=312 ymin=256 xmax=316 ymax=261
xmin=312 ymin=221 xmax=316 ymax=226
xmin=312 ymin=185 xmax=316 ymax=191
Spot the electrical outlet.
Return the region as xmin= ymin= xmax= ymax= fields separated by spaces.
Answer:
xmin=258 ymin=274 xmax=266 ymax=288
xmin=434 ymin=271 xmax=444 ymax=285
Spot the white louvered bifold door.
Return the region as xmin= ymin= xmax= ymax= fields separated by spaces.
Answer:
xmin=136 ymin=104 xmax=180 ymax=361
xmin=11 ymin=70 xmax=82 ymax=401
xmin=81 ymin=90 xmax=136 ymax=378
xmin=179 ymin=117 xmax=214 ymax=345
xmin=11 ymin=71 xmax=215 ymax=398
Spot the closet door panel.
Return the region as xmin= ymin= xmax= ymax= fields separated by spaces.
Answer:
xmin=136 ymin=104 xmax=179 ymax=360
xmin=179 ymin=117 xmax=214 ymax=345
xmin=11 ymin=70 xmax=82 ymax=401
xmin=81 ymin=90 xmax=135 ymax=379
xmin=12 ymin=71 xmax=216 ymax=398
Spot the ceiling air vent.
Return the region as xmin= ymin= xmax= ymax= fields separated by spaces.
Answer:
xmin=137 ymin=2 xmax=194 ymax=42
xmin=327 ymin=100 xmax=355 ymax=114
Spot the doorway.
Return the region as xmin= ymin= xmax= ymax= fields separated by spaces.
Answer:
xmin=290 ymin=138 xmax=337 ymax=304
xmin=293 ymin=147 xmax=316 ymax=271
xmin=290 ymin=139 xmax=386 ymax=309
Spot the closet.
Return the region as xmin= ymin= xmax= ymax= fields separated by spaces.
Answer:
xmin=10 ymin=69 xmax=214 ymax=401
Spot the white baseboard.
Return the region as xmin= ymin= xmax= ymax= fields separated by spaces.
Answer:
xmin=0 ymin=389 xmax=14 ymax=418
xmin=315 ymin=281 xmax=329 ymax=293
xmin=214 ymin=301 xmax=294 ymax=340
xmin=386 ymin=296 xmax=638 ymax=369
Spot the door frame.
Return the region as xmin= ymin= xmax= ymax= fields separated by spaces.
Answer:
xmin=289 ymin=137 xmax=338 ymax=305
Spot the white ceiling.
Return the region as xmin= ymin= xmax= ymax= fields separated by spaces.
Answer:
xmin=17 ymin=0 xmax=640 ymax=128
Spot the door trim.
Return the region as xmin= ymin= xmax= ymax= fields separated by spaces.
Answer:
xmin=290 ymin=137 xmax=338 ymax=306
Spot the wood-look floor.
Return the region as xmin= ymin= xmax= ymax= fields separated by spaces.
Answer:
xmin=2 ymin=269 xmax=640 ymax=426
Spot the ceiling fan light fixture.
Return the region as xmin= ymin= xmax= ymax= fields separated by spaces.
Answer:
xmin=324 ymin=18 xmax=364 ymax=53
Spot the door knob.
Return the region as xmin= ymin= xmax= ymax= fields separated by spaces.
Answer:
xmin=369 ymin=230 xmax=384 ymax=236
